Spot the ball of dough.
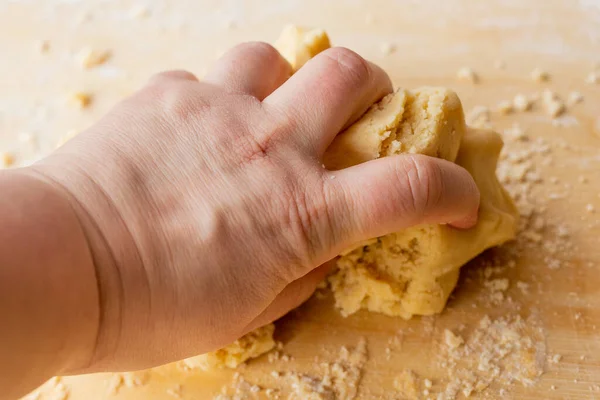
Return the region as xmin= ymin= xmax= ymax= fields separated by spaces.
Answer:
xmin=327 ymin=127 xmax=519 ymax=318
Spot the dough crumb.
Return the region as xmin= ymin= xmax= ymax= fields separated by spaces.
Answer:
xmin=71 ymin=92 xmax=93 ymax=108
xmin=504 ymin=123 xmax=528 ymax=141
xmin=496 ymin=100 xmax=513 ymax=115
xmin=379 ymin=42 xmax=396 ymax=55
xmin=1 ymin=152 xmax=15 ymax=168
xmin=585 ymin=71 xmax=599 ymax=84
xmin=456 ymin=67 xmax=479 ymax=83
xmin=394 ymin=369 xmax=420 ymax=399
xmin=287 ymin=338 xmax=367 ymax=400
xmin=184 ymin=324 xmax=275 ymax=369
xmin=106 ymin=373 xmax=124 ymax=395
xmin=513 ymin=94 xmax=532 ymax=111
xmin=130 ymin=5 xmax=151 ymax=19
xmin=549 ymin=354 xmax=562 ymax=364
xmin=530 ymin=68 xmax=550 ymax=82
xmin=567 ymin=91 xmax=584 ymax=106
xmin=585 ymin=204 xmax=595 ymax=213
xmin=439 ymin=315 xmax=546 ymax=396
xmin=37 ymin=40 xmax=50 ymax=53
xmin=467 ymin=105 xmax=491 ymax=128
xmin=78 ymin=47 xmax=111 ymax=69
xmin=545 ymin=100 xmax=565 ymax=118
xmin=444 ymin=329 xmax=464 ymax=349
xmin=540 ymin=90 xmax=565 ymax=117
xmin=274 ymin=25 xmax=330 ymax=72
xmin=166 ymin=384 xmax=183 ymax=398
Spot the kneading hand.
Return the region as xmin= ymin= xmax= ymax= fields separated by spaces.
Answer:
xmin=4 ymin=42 xmax=479 ymax=391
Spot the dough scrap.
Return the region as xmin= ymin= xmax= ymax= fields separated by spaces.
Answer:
xmin=274 ymin=24 xmax=331 ymax=71
xmin=327 ymin=126 xmax=519 ymax=318
xmin=183 ymin=324 xmax=275 ymax=370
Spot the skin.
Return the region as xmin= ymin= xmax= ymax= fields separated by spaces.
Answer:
xmin=0 ymin=43 xmax=479 ymax=399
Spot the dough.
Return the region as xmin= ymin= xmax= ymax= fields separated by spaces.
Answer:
xmin=323 ymin=87 xmax=466 ymax=169
xmin=183 ymin=324 xmax=275 ymax=370
xmin=326 ymin=126 xmax=519 ymax=318
xmin=274 ymin=25 xmax=331 ymax=71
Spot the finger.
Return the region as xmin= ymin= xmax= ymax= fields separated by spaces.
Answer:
xmin=324 ymin=154 xmax=480 ymax=245
xmin=204 ymin=42 xmax=293 ymax=100
xmin=243 ymin=262 xmax=334 ymax=333
xmin=148 ymin=69 xmax=199 ymax=84
xmin=264 ymin=47 xmax=393 ymax=155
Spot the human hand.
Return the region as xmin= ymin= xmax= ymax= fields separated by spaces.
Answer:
xmin=32 ymin=42 xmax=479 ymax=372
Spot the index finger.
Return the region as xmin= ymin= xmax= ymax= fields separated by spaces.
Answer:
xmin=264 ymin=47 xmax=393 ymax=156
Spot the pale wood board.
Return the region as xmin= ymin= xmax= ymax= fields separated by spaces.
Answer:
xmin=2 ymin=0 xmax=600 ymax=398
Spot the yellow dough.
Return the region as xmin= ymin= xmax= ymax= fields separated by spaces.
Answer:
xmin=323 ymin=87 xmax=466 ymax=169
xmin=274 ymin=24 xmax=331 ymax=71
xmin=326 ymin=126 xmax=519 ymax=318
xmin=182 ymin=324 xmax=275 ymax=370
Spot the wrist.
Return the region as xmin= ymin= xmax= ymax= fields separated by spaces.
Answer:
xmin=0 ymin=168 xmax=100 ymax=396
xmin=28 ymin=153 xmax=148 ymax=372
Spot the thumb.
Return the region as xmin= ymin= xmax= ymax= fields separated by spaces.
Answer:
xmin=323 ymin=154 xmax=480 ymax=248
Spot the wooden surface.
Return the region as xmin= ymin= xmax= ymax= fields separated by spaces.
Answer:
xmin=2 ymin=0 xmax=600 ymax=398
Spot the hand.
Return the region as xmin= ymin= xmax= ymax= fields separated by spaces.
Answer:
xmin=32 ymin=42 xmax=479 ymax=372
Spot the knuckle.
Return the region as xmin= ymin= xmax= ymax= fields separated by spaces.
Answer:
xmin=148 ymin=69 xmax=197 ymax=84
xmin=282 ymin=177 xmax=332 ymax=270
xmin=230 ymin=41 xmax=283 ymax=66
xmin=243 ymin=41 xmax=281 ymax=59
xmin=399 ymin=155 xmax=444 ymax=218
xmin=322 ymin=47 xmax=371 ymax=86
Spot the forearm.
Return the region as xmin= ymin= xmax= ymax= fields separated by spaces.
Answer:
xmin=0 ymin=169 xmax=99 ymax=399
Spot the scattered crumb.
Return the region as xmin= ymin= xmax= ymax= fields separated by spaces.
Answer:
xmin=166 ymin=384 xmax=183 ymax=398
xmin=496 ymin=100 xmax=513 ymax=115
xmin=439 ymin=315 xmax=546 ymax=398
xmin=585 ymin=71 xmax=599 ymax=84
xmin=531 ymin=68 xmax=550 ymax=82
xmin=130 ymin=5 xmax=150 ymax=19
xmin=394 ymin=369 xmax=420 ymax=399
xmin=1 ymin=152 xmax=15 ymax=168
xmin=37 ymin=40 xmax=50 ymax=53
xmin=78 ymin=47 xmax=111 ymax=69
xmin=585 ymin=204 xmax=595 ymax=213
xmin=106 ymin=373 xmax=124 ymax=395
xmin=456 ymin=67 xmax=478 ymax=83
xmin=567 ymin=91 xmax=584 ymax=106
xmin=444 ymin=329 xmax=464 ymax=349
xmin=466 ymin=105 xmax=490 ymax=128
xmin=504 ymin=123 xmax=528 ymax=141
xmin=424 ymin=378 xmax=433 ymax=389
xmin=71 ymin=92 xmax=93 ymax=108
xmin=549 ymin=354 xmax=562 ymax=364
xmin=516 ymin=281 xmax=530 ymax=295
xmin=513 ymin=94 xmax=532 ymax=111
xmin=379 ymin=42 xmax=396 ymax=55
xmin=544 ymin=100 xmax=565 ymax=118
xmin=550 ymin=385 xmax=557 ymax=390
xmin=288 ymin=338 xmax=368 ymax=400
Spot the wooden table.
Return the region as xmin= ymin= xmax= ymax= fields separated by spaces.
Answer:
xmin=2 ymin=0 xmax=599 ymax=398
